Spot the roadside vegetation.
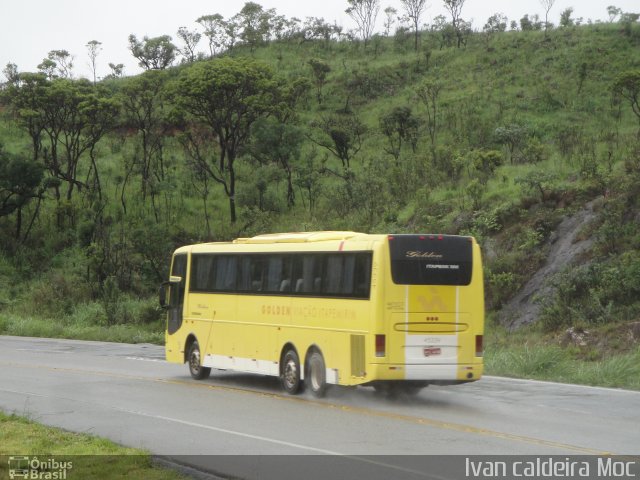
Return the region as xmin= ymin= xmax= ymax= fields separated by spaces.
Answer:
xmin=486 ymin=320 xmax=640 ymax=389
xmin=0 ymin=412 xmax=186 ymax=479
xmin=0 ymin=2 xmax=639 ymax=388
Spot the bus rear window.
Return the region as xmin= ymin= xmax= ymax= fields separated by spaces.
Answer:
xmin=389 ymin=235 xmax=473 ymax=286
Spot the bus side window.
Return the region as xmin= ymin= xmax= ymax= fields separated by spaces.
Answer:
xmin=238 ymin=257 xmax=252 ymax=292
xmin=354 ymin=254 xmax=372 ymax=297
xmin=280 ymin=256 xmax=293 ymax=292
xmin=191 ymin=254 xmax=215 ymax=292
xmin=214 ymin=256 xmax=237 ymax=291
xmin=295 ymin=255 xmax=322 ymax=294
xmin=266 ymin=256 xmax=283 ymax=293
xmin=324 ymin=255 xmax=344 ymax=295
xmin=342 ymin=255 xmax=356 ymax=295
xmin=291 ymin=255 xmax=304 ymax=293
xmin=250 ymin=257 xmax=266 ymax=292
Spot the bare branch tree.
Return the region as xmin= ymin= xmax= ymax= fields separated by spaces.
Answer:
xmin=400 ymin=0 xmax=429 ymax=51
xmin=442 ymin=0 xmax=466 ymax=47
xmin=86 ymin=40 xmax=102 ymax=84
xmin=383 ymin=7 xmax=397 ymax=36
xmin=176 ymin=26 xmax=202 ymax=63
xmin=345 ymin=0 xmax=381 ymax=47
xmin=540 ymin=0 xmax=556 ymax=36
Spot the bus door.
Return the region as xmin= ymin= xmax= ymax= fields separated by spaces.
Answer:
xmin=167 ymin=253 xmax=187 ymax=335
xmin=387 ymin=235 xmax=474 ymax=378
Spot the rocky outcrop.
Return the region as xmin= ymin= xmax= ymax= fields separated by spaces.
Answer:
xmin=500 ymin=200 xmax=598 ymax=330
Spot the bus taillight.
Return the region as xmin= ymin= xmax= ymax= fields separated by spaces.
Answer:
xmin=475 ymin=335 xmax=483 ymax=357
xmin=375 ymin=335 xmax=386 ymax=357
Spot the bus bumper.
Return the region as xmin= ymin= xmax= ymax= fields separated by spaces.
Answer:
xmin=368 ymin=362 xmax=483 ymax=382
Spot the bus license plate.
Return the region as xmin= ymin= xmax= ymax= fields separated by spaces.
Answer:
xmin=424 ymin=347 xmax=441 ymax=357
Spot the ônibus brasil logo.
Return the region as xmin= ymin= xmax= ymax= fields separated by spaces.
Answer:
xmin=7 ymin=456 xmax=72 ymax=479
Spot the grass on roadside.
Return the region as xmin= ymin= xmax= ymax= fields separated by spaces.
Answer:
xmin=0 ymin=313 xmax=164 ymax=344
xmin=0 ymin=411 xmax=186 ymax=480
xmin=484 ymin=321 xmax=640 ymax=390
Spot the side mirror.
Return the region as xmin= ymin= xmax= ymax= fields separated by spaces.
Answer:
xmin=158 ymin=283 xmax=169 ymax=309
xmin=159 ymin=276 xmax=182 ymax=309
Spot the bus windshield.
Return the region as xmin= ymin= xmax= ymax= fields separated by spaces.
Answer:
xmin=388 ymin=234 xmax=472 ymax=286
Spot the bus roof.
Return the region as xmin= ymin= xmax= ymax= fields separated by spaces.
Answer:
xmin=173 ymin=232 xmax=477 ymax=254
xmin=234 ymin=231 xmax=363 ymax=244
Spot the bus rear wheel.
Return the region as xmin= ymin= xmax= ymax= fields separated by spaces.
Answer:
xmin=188 ymin=340 xmax=211 ymax=380
xmin=281 ymin=349 xmax=302 ymax=394
xmin=307 ymin=351 xmax=328 ymax=398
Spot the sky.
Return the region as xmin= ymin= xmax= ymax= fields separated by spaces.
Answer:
xmin=1 ymin=0 xmax=638 ymax=81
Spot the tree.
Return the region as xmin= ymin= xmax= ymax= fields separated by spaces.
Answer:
xmin=379 ymin=106 xmax=420 ymax=163
xmin=128 ymin=35 xmax=177 ymax=70
xmin=236 ymin=2 xmax=272 ymax=50
xmin=5 ymin=75 xmax=118 ymax=234
xmin=307 ymin=58 xmax=331 ymax=103
xmin=614 ymin=70 xmax=640 ymax=133
xmin=539 ymin=0 xmax=556 ymax=36
xmin=47 ymin=50 xmax=74 ymax=78
xmin=400 ymin=0 xmax=429 ymax=51
xmin=416 ymin=79 xmax=442 ymax=147
xmin=249 ymin=119 xmax=304 ymax=208
xmin=483 ymin=13 xmax=508 ymax=48
xmin=431 ymin=14 xmax=456 ymax=49
xmin=37 ymin=58 xmax=57 ymax=80
xmin=294 ymin=148 xmax=324 ymax=214
xmin=196 ymin=14 xmax=228 ymax=56
xmin=620 ymin=12 xmax=640 ymax=37
xmin=383 ymin=7 xmax=397 ymax=36
xmin=515 ymin=170 xmax=559 ymax=201
xmin=607 ymin=5 xmax=622 ymax=22
xmin=0 ymin=146 xmax=44 ymax=240
xmin=494 ymin=124 xmax=529 ymax=163
xmin=310 ymin=113 xmax=366 ymax=174
xmin=119 ymin=70 xmax=171 ymax=218
xmin=86 ymin=40 xmax=102 ymax=84
xmin=4 ymin=73 xmax=48 ymax=161
xmin=484 ymin=13 xmax=508 ymax=33
xmin=224 ymin=16 xmax=241 ymax=51
xmin=470 ymin=149 xmax=503 ymax=184
xmin=176 ymin=27 xmax=201 ymax=63
xmin=559 ymin=7 xmax=574 ymax=27
xmin=8 ymin=77 xmax=118 ymax=205
xmin=442 ymin=0 xmax=466 ymax=47
xmin=106 ymin=63 xmax=124 ymax=79
xmin=175 ymin=58 xmax=282 ymax=223
xmin=345 ymin=0 xmax=381 ymax=47
xmin=3 ymin=63 xmax=19 ymax=87
xmin=301 ymin=17 xmax=340 ymax=46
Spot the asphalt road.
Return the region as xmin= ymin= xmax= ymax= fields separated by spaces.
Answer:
xmin=1 ymin=336 xmax=638 ymax=480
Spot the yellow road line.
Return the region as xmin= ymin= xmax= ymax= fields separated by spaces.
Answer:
xmin=0 ymin=360 xmax=613 ymax=455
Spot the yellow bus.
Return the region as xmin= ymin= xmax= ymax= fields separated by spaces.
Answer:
xmin=160 ymin=231 xmax=484 ymax=397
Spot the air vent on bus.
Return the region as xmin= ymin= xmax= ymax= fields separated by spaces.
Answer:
xmin=350 ymin=334 xmax=366 ymax=377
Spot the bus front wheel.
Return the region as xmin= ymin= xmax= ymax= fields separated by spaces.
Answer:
xmin=307 ymin=351 xmax=328 ymax=398
xmin=188 ymin=340 xmax=211 ymax=380
xmin=281 ymin=349 xmax=302 ymax=394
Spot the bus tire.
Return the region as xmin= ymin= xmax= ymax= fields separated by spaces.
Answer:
xmin=188 ymin=340 xmax=211 ymax=380
xmin=307 ymin=351 xmax=328 ymax=398
xmin=281 ymin=349 xmax=302 ymax=395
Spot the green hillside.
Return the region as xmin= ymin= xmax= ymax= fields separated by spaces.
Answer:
xmin=1 ymin=12 xmax=639 ymax=386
